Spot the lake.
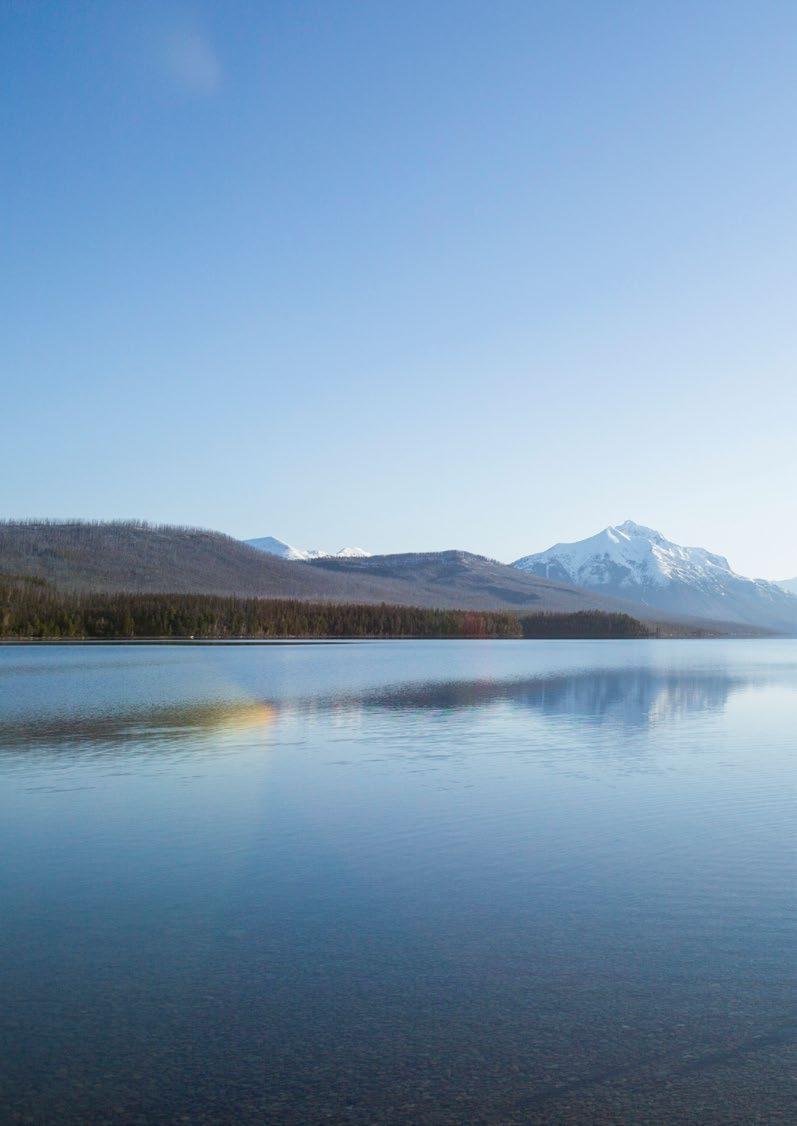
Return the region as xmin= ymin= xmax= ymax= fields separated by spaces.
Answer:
xmin=0 ymin=640 xmax=795 ymax=1123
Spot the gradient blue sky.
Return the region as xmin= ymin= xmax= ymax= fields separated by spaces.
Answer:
xmin=3 ymin=1 xmax=796 ymax=577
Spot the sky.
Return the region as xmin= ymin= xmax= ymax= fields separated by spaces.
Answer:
xmin=2 ymin=1 xmax=796 ymax=578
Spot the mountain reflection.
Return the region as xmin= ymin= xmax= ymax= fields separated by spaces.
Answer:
xmin=0 ymin=663 xmax=781 ymax=753
xmin=0 ymin=700 xmax=277 ymax=752
xmin=343 ymin=667 xmax=748 ymax=726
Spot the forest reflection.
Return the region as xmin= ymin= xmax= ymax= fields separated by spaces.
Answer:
xmin=0 ymin=663 xmax=778 ymax=755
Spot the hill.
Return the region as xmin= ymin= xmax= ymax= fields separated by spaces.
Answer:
xmin=0 ymin=579 xmax=660 ymax=641
xmin=0 ymin=522 xmax=773 ymax=635
xmin=0 ymin=521 xmax=345 ymax=598
xmin=0 ymin=521 xmax=654 ymax=616
xmin=306 ymin=549 xmax=651 ymax=614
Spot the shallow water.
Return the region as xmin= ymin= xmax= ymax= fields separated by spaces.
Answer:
xmin=0 ymin=640 xmax=795 ymax=1123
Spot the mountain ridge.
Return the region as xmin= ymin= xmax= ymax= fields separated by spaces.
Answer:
xmin=247 ymin=535 xmax=370 ymax=561
xmin=513 ymin=520 xmax=797 ymax=630
xmin=0 ymin=520 xmax=789 ymax=635
xmin=0 ymin=521 xmax=661 ymax=619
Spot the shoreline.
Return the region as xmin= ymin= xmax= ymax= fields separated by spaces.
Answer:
xmin=0 ymin=634 xmax=778 ymax=646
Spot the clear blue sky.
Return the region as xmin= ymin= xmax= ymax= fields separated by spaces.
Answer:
xmin=3 ymin=1 xmax=796 ymax=577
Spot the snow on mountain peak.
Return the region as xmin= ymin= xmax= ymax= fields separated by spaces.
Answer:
xmin=245 ymin=536 xmax=310 ymax=561
xmin=614 ymin=520 xmax=657 ymax=537
xmin=512 ymin=520 xmax=781 ymax=610
xmin=245 ymin=536 xmax=371 ymax=561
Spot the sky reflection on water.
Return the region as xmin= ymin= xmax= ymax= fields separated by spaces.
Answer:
xmin=0 ymin=640 xmax=795 ymax=1123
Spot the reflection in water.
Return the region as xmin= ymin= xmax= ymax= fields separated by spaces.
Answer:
xmin=0 ymin=641 xmax=796 ymax=1123
xmin=346 ymin=667 xmax=749 ymax=723
xmin=0 ymin=663 xmax=772 ymax=753
xmin=0 ymin=662 xmax=769 ymax=752
xmin=0 ymin=699 xmax=277 ymax=752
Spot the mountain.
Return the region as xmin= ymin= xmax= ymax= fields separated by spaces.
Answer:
xmin=0 ymin=521 xmax=674 ymax=620
xmin=0 ymin=520 xmax=776 ymax=634
xmin=776 ymin=577 xmax=797 ymax=596
xmin=0 ymin=521 xmax=348 ymax=598
xmin=513 ymin=520 xmax=797 ymax=631
xmin=245 ymin=536 xmax=313 ymax=561
xmin=305 ymin=549 xmax=697 ymax=621
xmin=247 ymin=536 xmax=370 ymax=561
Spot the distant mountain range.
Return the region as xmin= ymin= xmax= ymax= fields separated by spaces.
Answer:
xmin=0 ymin=522 xmax=653 ymax=620
xmin=303 ymin=549 xmax=656 ymax=618
xmin=244 ymin=521 xmax=797 ymax=632
xmin=248 ymin=520 xmax=797 ymax=630
xmin=2 ymin=519 xmax=794 ymax=635
xmin=513 ymin=520 xmax=797 ymax=631
xmin=247 ymin=536 xmax=370 ymax=562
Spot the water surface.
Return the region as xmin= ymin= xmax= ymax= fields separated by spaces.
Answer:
xmin=1 ymin=640 xmax=795 ymax=1123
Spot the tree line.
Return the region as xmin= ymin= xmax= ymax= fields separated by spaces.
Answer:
xmin=0 ymin=576 xmax=655 ymax=640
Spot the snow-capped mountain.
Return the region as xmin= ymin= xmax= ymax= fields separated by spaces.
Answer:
xmin=246 ymin=536 xmax=315 ymax=561
xmin=513 ymin=520 xmax=797 ymax=630
xmin=246 ymin=536 xmax=370 ymax=562
xmin=776 ymin=577 xmax=797 ymax=596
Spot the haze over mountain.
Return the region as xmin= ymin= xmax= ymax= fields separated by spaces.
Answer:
xmin=776 ymin=577 xmax=797 ymax=596
xmin=247 ymin=536 xmax=370 ymax=562
xmin=513 ymin=520 xmax=797 ymax=631
xmin=1 ymin=520 xmax=791 ymax=635
xmin=304 ymin=550 xmax=660 ymax=618
xmin=0 ymin=521 xmax=654 ymax=619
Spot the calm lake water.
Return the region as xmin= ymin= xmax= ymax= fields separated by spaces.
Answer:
xmin=1 ymin=640 xmax=795 ymax=1123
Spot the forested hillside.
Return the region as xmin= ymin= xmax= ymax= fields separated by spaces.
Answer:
xmin=0 ymin=523 xmax=766 ymax=634
xmin=0 ymin=521 xmax=654 ymax=614
xmin=0 ymin=578 xmax=657 ymax=640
